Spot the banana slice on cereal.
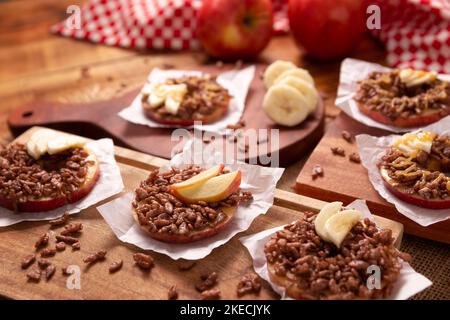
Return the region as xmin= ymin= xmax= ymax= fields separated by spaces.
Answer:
xmin=26 ymin=129 xmax=86 ymax=159
xmin=314 ymin=201 xmax=343 ymax=243
xmin=324 ymin=209 xmax=362 ymax=248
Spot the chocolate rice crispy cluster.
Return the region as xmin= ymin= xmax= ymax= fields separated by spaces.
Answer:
xmin=0 ymin=143 xmax=92 ymax=209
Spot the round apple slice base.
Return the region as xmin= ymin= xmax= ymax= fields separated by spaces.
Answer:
xmin=357 ymin=102 xmax=450 ymax=128
xmin=143 ymin=101 xmax=229 ymax=126
xmin=380 ymin=166 xmax=450 ymax=209
xmin=0 ymin=149 xmax=100 ymax=213
xmin=132 ymin=205 xmax=236 ymax=244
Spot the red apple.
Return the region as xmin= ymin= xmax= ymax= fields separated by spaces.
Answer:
xmin=0 ymin=149 xmax=100 ymax=212
xmin=288 ymin=0 xmax=365 ymax=60
xmin=133 ymin=206 xmax=236 ymax=244
xmin=358 ymin=102 xmax=450 ymax=128
xmin=380 ymin=166 xmax=450 ymax=209
xmin=196 ymin=0 xmax=274 ymax=60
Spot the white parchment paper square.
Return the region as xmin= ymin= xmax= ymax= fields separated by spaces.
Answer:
xmin=240 ymin=199 xmax=432 ymax=300
xmin=0 ymin=139 xmax=124 ymax=227
xmin=356 ymin=116 xmax=450 ymax=226
xmin=118 ymin=66 xmax=255 ymax=134
xmin=336 ymin=58 xmax=450 ymax=133
xmin=97 ymin=139 xmax=284 ymax=260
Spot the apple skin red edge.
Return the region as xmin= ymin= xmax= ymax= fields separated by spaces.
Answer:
xmin=358 ymin=103 xmax=450 ymax=128
xmin=0 ymin=161 xmax=100 ymax=213
xmin=133 ymin=206 xmax=236 ymax=244
xmin=380 ymin=167 xmax=450 ymax=210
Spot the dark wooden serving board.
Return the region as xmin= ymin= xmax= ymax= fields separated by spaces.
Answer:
xmin=295 ymin=113 xmax=450 ymax=244
xmin=7 ymin=64 xmax=324 ymax=167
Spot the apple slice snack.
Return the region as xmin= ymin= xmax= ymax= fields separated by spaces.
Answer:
xmin=245 ymin=200 xmax=429 ymax=300
xmin=0 ymin=132 xmax=123 ymax=227
xmin=356 ymin=116 xmax=450 ymax=227
xmin=132 ymin=165 xmax=252 ymax=243
xmin=0 ymin=130 xmax=100 ymax=213
xmin=141 ymin=76 xmax=232 ymax=126
xmin=377 ymin=131 xmax=450 ymax=209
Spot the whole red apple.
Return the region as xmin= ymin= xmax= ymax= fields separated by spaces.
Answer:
xmin=288 ymin=0 xmax=366 ymax=60
xmin=196 ymin=0 xmax=274 ymax=60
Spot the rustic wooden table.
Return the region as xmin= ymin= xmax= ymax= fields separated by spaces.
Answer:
xmin=0 ymin=0 xmax=448 ymax=299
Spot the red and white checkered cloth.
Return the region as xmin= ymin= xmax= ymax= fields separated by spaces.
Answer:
xmin=51 ymin=0 xmax=288 ymax=51
xmin=51 ymin=0 xmax=449 ymax=73
xmin=369 ymin=0 xmax=449 ymax=73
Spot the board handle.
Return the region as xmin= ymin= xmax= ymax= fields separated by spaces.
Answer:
xmin=7 ymin=89 xmax=139 ymax=137
xmin=9 ymin=101 xmax=83 ymax=135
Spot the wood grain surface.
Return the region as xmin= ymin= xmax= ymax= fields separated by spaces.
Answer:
xmin=7 ymin=64 xmax=325 ymax=166
xmin=295 ymin=113 xmax=450 ymax=244
xmin=0 ymin=127 xmax=403 ymax=300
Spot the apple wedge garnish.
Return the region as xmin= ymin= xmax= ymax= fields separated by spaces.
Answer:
xmin=171 ymin=164 xmax=224 ymax=190
xmin=170 ymin=170 xmax=241 ymax=204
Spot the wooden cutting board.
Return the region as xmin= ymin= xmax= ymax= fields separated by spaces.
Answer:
xmin=295 ymin=113 xmax=450 ymax=244
xmin=0 ymin=127 xmax=402 ymax=300
xmin=7 ymin=64 xmax=325 ymax=167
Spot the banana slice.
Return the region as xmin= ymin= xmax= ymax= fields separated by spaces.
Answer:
xmin=314 ymin=201 xmax=342 ymax=243
xmin=274 ymin=68 xmax=315 ymax=86
xmin=276 ymin=76 xmax=319 ymax=114
xmin=263 ymin=60 xmax=297 ymax=88
xmin=47 ymin=136 xmax=86 ymax=155
xmin=26 ymin=129 xmax=86 ymax=159
xmin=324 ymin=209 xmax=362 ymax=248
xmin=262 ymin=84 xmax=309 ymax=127
xmin=142 ymin=83 xmax=187 ymax=114
xmin=26 ymin=129 xmax=56 ymax=160
xmin=26 ymin=140 xmax=40 ymax=160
